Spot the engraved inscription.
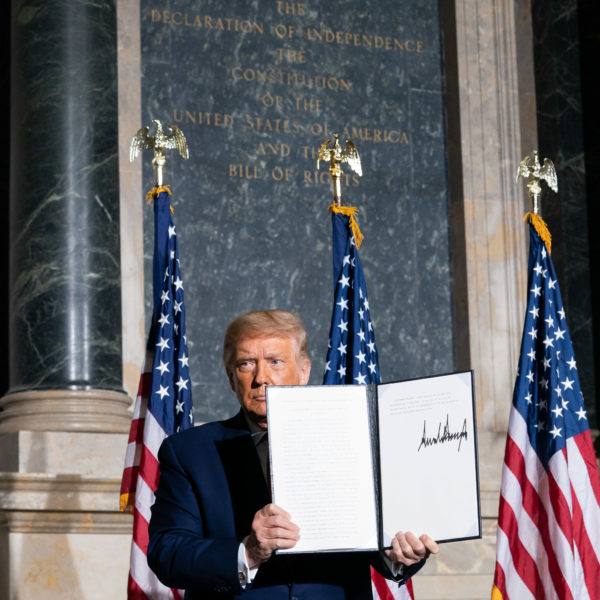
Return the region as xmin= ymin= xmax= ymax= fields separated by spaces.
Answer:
xmin=146 ymin=1 xmax=430 ymax=185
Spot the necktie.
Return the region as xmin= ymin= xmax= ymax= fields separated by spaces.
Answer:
xmin=256 ymin=433 xmax=271 ymax=499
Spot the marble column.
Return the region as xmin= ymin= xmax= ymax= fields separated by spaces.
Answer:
xmin=2 ymin=0 xmax=131 ymax=432
xmin=1 ymin=3 xmax=133 ymax=596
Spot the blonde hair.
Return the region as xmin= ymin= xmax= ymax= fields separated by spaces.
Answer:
xmin=223 ymin=310 xmax=309 ymax=369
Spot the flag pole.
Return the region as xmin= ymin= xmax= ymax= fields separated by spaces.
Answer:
xmin=492 ymin=152 xmax=600 ymax=600
xmin=121 ymin=121 xmax=192 ymax=600
xmin=516 ymin=150 xmax=558 ymax=253
xmin=319 ymin=135 xmax=417 ymax=600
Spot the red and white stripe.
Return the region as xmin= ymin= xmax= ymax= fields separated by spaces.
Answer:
xmin=371 ymin=567 xmax=415 ymax=600
xmin=493 ymin=405 xmax=600 ymax=599
xmin=120 ymin=363 xmax=179 ymax=600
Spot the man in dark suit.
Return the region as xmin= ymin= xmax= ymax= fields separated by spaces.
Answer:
xmin=148 ymin=310 xmax=438 ymax=599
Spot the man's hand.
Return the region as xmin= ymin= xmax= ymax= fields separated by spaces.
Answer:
xmin=245 ymin=504 xmax=300 ymax=569
xmin=383 ymin=531 xmax=439 ymax=566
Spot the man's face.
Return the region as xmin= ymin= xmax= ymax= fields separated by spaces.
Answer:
xmin=227 ymin=334 xmax=311 ymax=430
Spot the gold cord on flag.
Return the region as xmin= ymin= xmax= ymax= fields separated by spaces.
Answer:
xmin=523 ymin=211 xmax=552 ymax=254
xmin=146 ymin=185 xmax=174 ymax=213
xmin=329 ymin=203 xmax=365 ymax=248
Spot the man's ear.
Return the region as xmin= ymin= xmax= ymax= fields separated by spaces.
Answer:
xmin=299 ymin=358 xmax=311 ymax=385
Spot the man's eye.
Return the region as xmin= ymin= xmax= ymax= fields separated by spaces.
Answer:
xmin=238 ymin=361 xmax=254 ymax=370
xmin=271 ymin=359 xmax=282 ymax=365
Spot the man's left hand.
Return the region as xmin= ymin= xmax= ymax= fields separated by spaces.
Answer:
xmin=383 ymin=531 xmax=439 ymax=566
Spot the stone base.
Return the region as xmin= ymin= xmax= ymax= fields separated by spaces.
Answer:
xmin=0 ymin=530 xmax=131 ymax=600
xmin=0 ymin=389 xmax=133 ymax=433
xmin=0 ymin=430 xmax=133 ymax=599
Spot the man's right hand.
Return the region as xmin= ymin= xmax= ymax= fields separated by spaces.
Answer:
xmin=245 ymin=504 xmax=300 ymax=569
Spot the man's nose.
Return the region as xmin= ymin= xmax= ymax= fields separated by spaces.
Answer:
xmin=253 ymin=360 xmax=269 ymax=386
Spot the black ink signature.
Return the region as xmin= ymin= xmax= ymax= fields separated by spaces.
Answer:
xmin=417 ymin=414 xmax=468 ymax=452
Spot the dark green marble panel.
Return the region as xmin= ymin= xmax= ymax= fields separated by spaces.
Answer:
xmin=10 ymin=0 xmax=122 ymax=391
xmin=141 ymin=0 xmax=453 ymax=422
xmin=532 ymin=0 xmax=597 ymax=426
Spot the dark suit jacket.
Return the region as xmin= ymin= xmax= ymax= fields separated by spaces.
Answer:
xmin=148 ymin=411 xmax=420 ymax=599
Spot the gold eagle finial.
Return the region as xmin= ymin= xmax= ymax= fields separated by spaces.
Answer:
xmin=130 ymin=119 xmax=189 ymax=186
xmin=317 ymin=133 xmax=362 ymax=205
xmin=516 ymin=150 xmax=558 ymax=215
xmin=317 ymin=133 xmax=362 ymax=177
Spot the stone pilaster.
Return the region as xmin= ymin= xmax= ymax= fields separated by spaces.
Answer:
xmin=414 ymin=1 xmax=539 ymax=598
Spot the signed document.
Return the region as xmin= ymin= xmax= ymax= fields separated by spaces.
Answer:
xmin=266 ymin=371 xmax=480 ymax=553
xmin=378 ymin=371 xmax=480 ymax=543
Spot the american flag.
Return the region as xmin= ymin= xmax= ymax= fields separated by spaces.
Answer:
xmin=323 ymin=208 xmax=415 ymax=600
xmin=120 ymin=188 xmax=194 ymax=599
xmin=492 ymin=223 xmax=600 ymax=599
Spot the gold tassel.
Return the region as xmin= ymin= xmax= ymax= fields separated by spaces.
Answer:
xmin=119 ymin=493 xmax=134 ymax=514
xmin=329 ymin=203 xmax=365 ymax=248
xmin=523 ymin=212 xmax=552 ymax=254
xmin=146 ymin=185 xmax=174 ymax=213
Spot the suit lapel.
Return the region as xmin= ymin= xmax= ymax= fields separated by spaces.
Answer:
xmin=216 ymin=412 xmax=270 ymax=538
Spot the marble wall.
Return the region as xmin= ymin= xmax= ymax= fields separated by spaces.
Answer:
xmin=140 ymin=0 xmax=455 ymax=423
